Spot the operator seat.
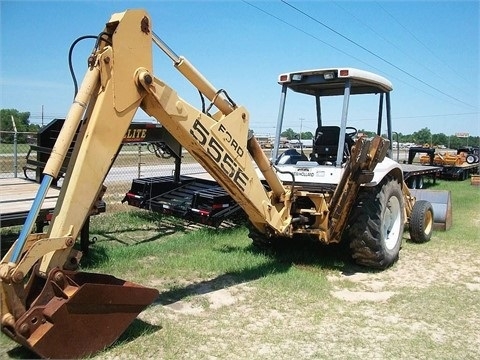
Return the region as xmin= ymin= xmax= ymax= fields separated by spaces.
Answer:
xmin=311 ymin=126 xmax=354 ymax=165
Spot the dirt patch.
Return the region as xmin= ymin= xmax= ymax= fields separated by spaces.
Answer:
xmin=327 ymin=244 xmax=480 ymax=292
xmin=164 ymin=283 xmax=252 ymax=315
xmin=330 ymin=289 xmax=395 ymax=302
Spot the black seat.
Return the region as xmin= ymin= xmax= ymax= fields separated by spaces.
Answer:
xmin=311 ymin=126 xmax=354 ymax=165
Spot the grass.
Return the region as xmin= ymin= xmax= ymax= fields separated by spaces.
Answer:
xmin=84 ymin=218 xmax=332 ymax=291
xmin=426 ymin=179 xmax=479 ymax=244
xmin=1 ymin=178 xmax=479 ymax=359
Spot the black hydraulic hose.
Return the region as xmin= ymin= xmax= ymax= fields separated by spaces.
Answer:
xmin=205 ymin=89 xmax=237 ymax=115
xmin=198 ymin=90 xmax=206 ymax=113
xmin=272 ymin=164 xmax=296 ymax=192
xmin=68 ymin=33 xmax=112 ymax=98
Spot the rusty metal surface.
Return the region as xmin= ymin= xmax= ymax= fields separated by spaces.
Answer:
xmin=2 ymin=269 xmax=159 ymax=359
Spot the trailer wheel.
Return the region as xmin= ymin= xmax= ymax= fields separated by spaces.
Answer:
xmin=344 ymin=178 xmax=405 ymax=269
xmin=416 ymin=176 xmax=424 ymax=189
xmin=407 ymin=176 xmax=423 ymax=189
xmin=409 ymin=200 xmax=433 ymax=243
xmin=407 ymin=176 xmax=417 ymax=189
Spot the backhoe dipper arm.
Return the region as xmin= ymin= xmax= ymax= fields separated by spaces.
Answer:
xmin=0 ymin=11 xmax=162 ymax=358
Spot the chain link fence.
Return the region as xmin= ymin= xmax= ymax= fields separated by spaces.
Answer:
xmin=0 ymin=131 xmax=202 ymax=213
xmin=0 ymin=131 xmax=36 ymax=179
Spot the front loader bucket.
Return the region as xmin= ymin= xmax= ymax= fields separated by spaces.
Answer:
xmin=2 ymin=269 xmax=159 ymax=359
xmin=410 ymin=189 xmax=452 ymax=231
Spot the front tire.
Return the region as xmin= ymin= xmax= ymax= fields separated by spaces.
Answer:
xmin=345 ymin=177 xmax=405 ymax=269
xmin=409 ymin=200 xmax=433 ymax=243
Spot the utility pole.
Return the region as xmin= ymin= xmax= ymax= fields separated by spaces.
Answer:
xmin=11 ymin=115 xmax=18 ymax=177
xmin=299 ymin=117 xmax=304 ymax=140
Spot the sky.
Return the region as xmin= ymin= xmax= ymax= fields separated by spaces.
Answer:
xmin=1 ymin=0 xmax=479 ymax=138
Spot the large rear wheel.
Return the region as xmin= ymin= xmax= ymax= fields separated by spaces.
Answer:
xmin=344 ymin=177 xmax=405 ymax=269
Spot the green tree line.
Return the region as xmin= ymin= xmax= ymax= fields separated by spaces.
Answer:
xmin=1 ymin=109 xmax=40 ymax=143
xmin=281 ymin=126 xmax=479 ymax=149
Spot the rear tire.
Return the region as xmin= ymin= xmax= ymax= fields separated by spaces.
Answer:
xmin=409 ymin=200 xmax=433 ymax=243
xmin=344 ymin=177 xmax=405 ymax=269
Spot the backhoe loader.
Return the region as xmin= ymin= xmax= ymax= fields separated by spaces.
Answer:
xmin=1 ymin=9 xmax=448 ymax=358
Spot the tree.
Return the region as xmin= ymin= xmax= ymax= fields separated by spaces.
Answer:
xmin=281 ymin=128 xmax=298 ymax=140
xmin=432 ymin=133 xmax=448 ymax=147
xmin=448 ymin=134 xmax=479 ymax=149
xmin=411 ymin=127 xmax=432 ymax=146
xmin=301 ymin=131 xmax=313 ymax=140
xmin=0 ymin=109 xmax=38 ymax=143
xmin=357 ymin=129 xmax=377 ymax=138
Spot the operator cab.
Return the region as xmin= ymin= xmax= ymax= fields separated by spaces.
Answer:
xmin=270 ymin=67 xmax=394 ymax=184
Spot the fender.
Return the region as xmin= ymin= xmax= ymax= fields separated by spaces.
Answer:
xmin=366 ymin=157 xmax=404 ymax=187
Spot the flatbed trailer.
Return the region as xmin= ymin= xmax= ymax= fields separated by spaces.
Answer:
xmin=400 ymin=163 xmax=442 ymax=189
xmin=0 ymin=177 xmax=60 ymax=230
xmin=123 ymin=174 xmax=242 ymax=227
xmin=0 ymin=118 xmax=166 ymax=251
xmin=440 ymin=162 xmax=480 ymax=180
xmin=407 ymin=145 xmax=479 ymax=181
xmin=0 ymin=178 xmax=105 ymax=253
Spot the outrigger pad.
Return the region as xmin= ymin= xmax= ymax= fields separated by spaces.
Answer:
xmin=4 ymin=269 xmax=159 ymax=359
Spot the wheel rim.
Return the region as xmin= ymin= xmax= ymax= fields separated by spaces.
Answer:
xmin=383 ymin=196 xmax=402 ymax=250
xmin=424 ymin=209 xmax=433 ymax=236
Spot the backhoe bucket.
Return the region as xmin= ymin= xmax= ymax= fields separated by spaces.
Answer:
xmin=3 ymin=269 xmax=159 ymax=359
xmin=410 ymin=189 xmax=452 ymax=231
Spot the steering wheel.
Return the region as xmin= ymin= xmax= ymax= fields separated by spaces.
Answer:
xmin=346 ymin=126 xmax=357 ymax=138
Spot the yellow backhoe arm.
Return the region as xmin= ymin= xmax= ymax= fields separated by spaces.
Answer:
xmin=0 ymin=9 xmax=291 ymax=358
xmin=1 ymin=9 xmax=392 ymax=358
